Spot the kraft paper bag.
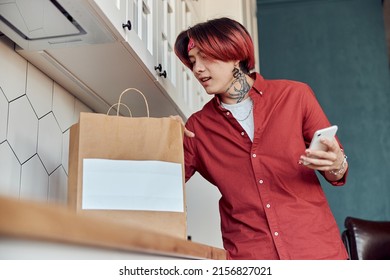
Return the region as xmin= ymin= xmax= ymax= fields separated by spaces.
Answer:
xmin=67 ymin=88 xmax=186 ymax=239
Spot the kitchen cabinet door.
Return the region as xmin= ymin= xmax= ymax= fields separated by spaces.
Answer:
xmin=89 ymin=0 xmax=211 ymax=118
xmin=92 ymin=0 xmax=128 ymax=40
xmin=124 ymin=0 xmax=156 ymax=77
xmin=154 ymin=0 xmax=181 ymax=109
xmin=91 ymin=0 xmax=156 ymax=79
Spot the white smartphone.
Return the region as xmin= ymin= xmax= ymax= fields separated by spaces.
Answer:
xmin=309 ymin=125 xmax=338 ymax=151
xmin=303 ymin=125 xmax=338 ymax=165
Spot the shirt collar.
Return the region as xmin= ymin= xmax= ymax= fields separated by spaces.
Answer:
xmin=250 ymin=72 xmax=265 ymax=96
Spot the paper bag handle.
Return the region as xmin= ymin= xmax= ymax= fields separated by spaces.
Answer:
xmin=107 ymin=102 xmax=133 ymax=117
xmin=106 ymin=87 xmax=150 ymax=117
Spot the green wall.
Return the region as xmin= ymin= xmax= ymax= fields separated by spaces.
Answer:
xmin=257 ymin=0 xmax=390 ymax=230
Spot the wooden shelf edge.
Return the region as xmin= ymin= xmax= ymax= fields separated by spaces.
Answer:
xmin=0 ymin=196 xmax=226 ymax=260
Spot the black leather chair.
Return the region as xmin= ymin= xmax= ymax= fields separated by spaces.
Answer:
xmin=342 ymin=216 xmax=390 ymax=260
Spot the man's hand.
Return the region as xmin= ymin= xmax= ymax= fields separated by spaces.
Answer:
xmin=299 ymin=138 xmax=345 ymax=172
xmin=170 ymin=115 xmax=195 ymax=137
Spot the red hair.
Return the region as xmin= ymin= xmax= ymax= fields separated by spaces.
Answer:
xmin=174 ymin=17 xmax=255 ymax=73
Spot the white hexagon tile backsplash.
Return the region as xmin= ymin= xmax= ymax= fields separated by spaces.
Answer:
xmin=0 ymin=36 xmax=27 ymax=102
xmin=38 ymin=112 xmax=63 ymax=174
xmin=0 ymin=142 xmax=21 ymax=197
xmin=53 ymin=83 xmax=78 ymax=133
xmin=20 ymin=155 xmax=49 ymax=201
xmin=0 ymin=88 xmax=8 ymax=143
xmin=26 ymin=63 xmax=53 ymax=119
xmin=8 ymin=95 xmax=39 ymax=164
xmin=0 ymin=35 xmax=92 ymax=204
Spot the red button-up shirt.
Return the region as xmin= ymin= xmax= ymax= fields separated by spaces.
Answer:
xmin=184 ymin=73 xmax=349 ymax=260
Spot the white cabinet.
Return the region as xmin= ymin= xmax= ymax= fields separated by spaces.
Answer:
xmin=156 ymin=0 xmax=176 ymax=82
xmin=124 ymin=0 xmax=156 ymax=80
xmin=154 ymin=0 xmax=184 ymax=113
xmin=91 ymin=0 xmax=127 ymax=39
xmin=90 ymin=0 xmax=198 ymax=117
xmin=90 ymin=0 xmax=260 ymax=118
xmin=91 ymin=0 xmax=156 ymax=79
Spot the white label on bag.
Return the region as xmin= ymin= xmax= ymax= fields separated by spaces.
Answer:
xmin=82 ymin=159 xmax=184 ymax=212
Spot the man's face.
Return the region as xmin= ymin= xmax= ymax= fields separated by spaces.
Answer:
xmin=188 ymin=47 xmax=237 ymax=100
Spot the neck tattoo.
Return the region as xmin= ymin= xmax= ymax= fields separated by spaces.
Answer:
xmin=226 ymin=68 xmax=251 ymax=103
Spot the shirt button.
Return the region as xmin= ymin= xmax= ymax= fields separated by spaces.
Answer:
xmin=259 ymin=180 xmax=264 ymax=184
xmin=241 ymin=132 xmax=245 ymax=136
xmin=252 ymin=154 xmax=256 ymax=158
xmin=226 ymin=112 xmax=230 ymax=116
xmin=274 ymin=232 xmax=279 ymax=236
xmin=266 ymin=204 xmax=270 ymax=208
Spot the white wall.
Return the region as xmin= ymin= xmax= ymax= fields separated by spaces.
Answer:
xmin=197 ymin=0 xmax=243 ymax=22
xmin=186 ymin=173 xmax=223 ymax=248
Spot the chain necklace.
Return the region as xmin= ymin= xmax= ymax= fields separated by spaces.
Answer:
xmin=235 ymin=103 xmax=253 ymax=122
xmin=221 ymin=98 xmax=254 ymax=122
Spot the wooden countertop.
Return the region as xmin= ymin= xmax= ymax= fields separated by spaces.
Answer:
xmin=0 ymin=196 xmax=226 ymax=259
